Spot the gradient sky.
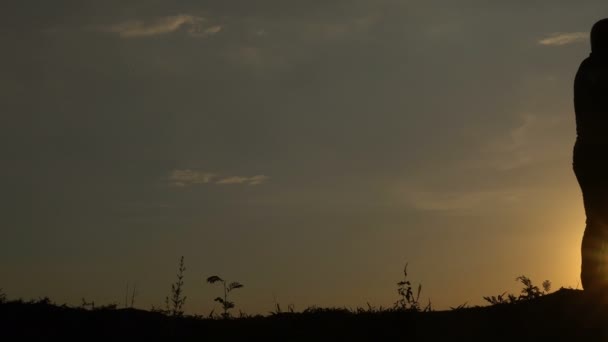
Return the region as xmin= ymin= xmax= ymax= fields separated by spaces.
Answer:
xmin=2 ymin=1 xmax=607 ymax=314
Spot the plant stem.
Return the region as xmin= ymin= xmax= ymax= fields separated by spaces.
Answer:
xmin=223 ymin=280 xmax=228 ymax=317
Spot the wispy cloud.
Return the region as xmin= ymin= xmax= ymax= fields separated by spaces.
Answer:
xmin=538 ymin=32 xmax=587 ymax=46
xmin=169 ymin=169 xmax=216 ymax=187
xmin=216 ymin=175 xmax=269 ymax=185
xmin=187 ymin=24 xmax=223 ymax=37
xmin=100 ymin=15 xmax=221 ymax=38
xmin=203 ymin=25 xmax=222 ymax=35
xmin=471 ymin=113 xmax=569 ymax=171
xmin=389 ymin=178 xmax=527 ymax=214
xmin=403 ymin=189 xmax=522 ymax=212
xmin=485 ymin=114 xmax=536 ymax=152
xmin=168 ymin=170 xmax=269 ymax=187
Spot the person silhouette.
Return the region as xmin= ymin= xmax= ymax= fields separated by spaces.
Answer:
xmin=574 ymin=18 xmax=608 ymax=293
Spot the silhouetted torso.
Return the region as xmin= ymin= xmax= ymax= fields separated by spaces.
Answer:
xmin=575 ymin=53 xmax=608 ymax=145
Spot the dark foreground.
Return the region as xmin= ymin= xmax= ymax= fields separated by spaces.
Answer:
xmin=2 ymin=288 xmax=608 ymax=341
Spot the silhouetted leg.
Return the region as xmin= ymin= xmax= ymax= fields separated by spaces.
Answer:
xmin=581 ymin=218 xmax=608 ymax=292
xmin=574 ymin=147 xmax=608 ymax=293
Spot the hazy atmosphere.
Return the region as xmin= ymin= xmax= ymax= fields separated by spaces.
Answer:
xmin=2 ymin=1 xmax=607 ymax=315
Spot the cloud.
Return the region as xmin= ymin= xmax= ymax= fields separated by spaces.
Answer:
xmin=204 ymin=25 xmax=222 ymax=35
xmin=467 ymin=114 xmax=537 ymax=171
xmin=389 ymin=179 xmax=527 ymax=214
xmin=472 ymin=113 xmax=569 ymax=171
xmin=402 ymin=189 xmax=522 ymax=212
xmin=485 ymin=114 xmax=536 ymax=153
xmin=188 ymin=24 xmax=223 ymax=37
xmin=168 ymin=169 xmax=216 ymax=187
xmin=538 ymin=32 xmax=587 ymax=46
xmin=100 ymin=15 xmax=221 ymax=38
xmin=168 ymin=170 xmax=269 ymax=187
xmin=216 ymin=175 xmax=269 ymax=186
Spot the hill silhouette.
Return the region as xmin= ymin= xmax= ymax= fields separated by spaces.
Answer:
xmin=2 ymin=288 xmax=608 ymax=341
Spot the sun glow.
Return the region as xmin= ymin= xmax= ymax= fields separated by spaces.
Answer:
xmin=549 ymin=200 xmax=586 ymax=289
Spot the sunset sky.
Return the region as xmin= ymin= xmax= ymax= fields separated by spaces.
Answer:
xmin=2 ymin=1 xmax=608 ymax=314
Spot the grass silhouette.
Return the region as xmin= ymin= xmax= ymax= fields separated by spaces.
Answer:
xmin=2 ymin=263 xmax=606 ymax=340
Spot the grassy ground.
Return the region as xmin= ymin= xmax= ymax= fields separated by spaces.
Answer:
xmin=2 ymin=288 xmax=608 ymax=341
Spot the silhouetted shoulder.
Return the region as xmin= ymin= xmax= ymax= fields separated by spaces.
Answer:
xmin=576 ymin=57 xmax=603 ymax=86
xmin=575 ymin=56 xmax=608 ymax=101
xmin=574 ymin=55 xmax=608 ymax=141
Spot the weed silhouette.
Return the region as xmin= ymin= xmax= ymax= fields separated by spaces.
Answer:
xmin=270 ymin=302 xmax=296 ymax=315
xmin=81 ymin=298 xmax=95 ymax=310
xmin=206 ymin=275 xmax=243 ymax=318
xmin=517 ymin=276 xmax=551 ymax=301
xmin=124 ymin=282 xmax=137 ymax=309
xmin=450 ymin=302 xmax=469 ymax=311
xmin=165 ymin=256 xmax=186 ymax=317
xmin=393 ymin=263 xmax=431 ymax=312
xmin=483 ymin=275 xmax=551 ymax=305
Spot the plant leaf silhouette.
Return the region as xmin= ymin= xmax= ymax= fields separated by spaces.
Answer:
xmin=207 ymin=276 xmax=223 ymax=284
xmin=228 ymin=282 xmax=244 ymax=291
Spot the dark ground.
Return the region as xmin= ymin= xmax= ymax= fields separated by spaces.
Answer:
xmin=2 ymin=288 xmax=608 ymax=341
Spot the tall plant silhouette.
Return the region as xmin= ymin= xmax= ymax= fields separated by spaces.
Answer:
xmin=206 ymin=275 xmax=244 ymax=318
xmin=165 ymin=256 xmax=186 ymax=317
xmin=394 ymin=263 xmax=430 ymax=312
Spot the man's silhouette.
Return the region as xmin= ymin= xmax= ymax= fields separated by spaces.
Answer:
xmin=574 ymin=18 xmax=608 ymax=293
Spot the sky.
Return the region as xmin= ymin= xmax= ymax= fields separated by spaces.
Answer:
xmin=1 ymin=0 xmax=607 ymax=314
